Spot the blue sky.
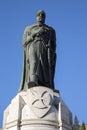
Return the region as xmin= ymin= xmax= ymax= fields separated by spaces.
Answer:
xmin=0 ymin=0 xmax=87 ymax=127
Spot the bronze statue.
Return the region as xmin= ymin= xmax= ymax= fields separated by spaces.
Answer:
xmin=19 ymin=10 xmax=56 ymax=91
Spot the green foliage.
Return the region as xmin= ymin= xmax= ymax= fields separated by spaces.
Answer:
xmin=79 ymin=122 xmax=86 ymax=130
xmin=73 ymin=116 xmax=80 ymax=130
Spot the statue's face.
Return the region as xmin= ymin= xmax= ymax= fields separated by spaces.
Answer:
xmin=36 ymin=11 xmax=45 ymax=24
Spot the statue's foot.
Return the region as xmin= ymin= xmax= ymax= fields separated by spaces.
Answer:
xmin=28 ymin=81 xmax=38 ymax=87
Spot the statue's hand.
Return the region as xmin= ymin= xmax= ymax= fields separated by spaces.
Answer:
xmin=27 ymin=35 xmax=33 ymax=42
xmin=36 ymin=33 xmax=40 ymax=36
xmin=23 ymin=35 xmax=34 ymax=48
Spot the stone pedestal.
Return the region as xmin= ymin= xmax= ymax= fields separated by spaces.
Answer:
xmin=2 ymin=86 xmax=72 ymax=130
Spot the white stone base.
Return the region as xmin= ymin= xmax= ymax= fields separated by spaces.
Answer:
xmin=2 ymin=86 xmax=72 ymax=130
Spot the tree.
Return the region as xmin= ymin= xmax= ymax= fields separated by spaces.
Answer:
xmin=79 ymin=122 xmax=86 ymax=130
xmin=73 ymin=116 xmax=80 ymax=130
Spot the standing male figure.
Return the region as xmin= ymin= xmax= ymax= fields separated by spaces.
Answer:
xmin=19 ymin=10 xmax=56 ymax=91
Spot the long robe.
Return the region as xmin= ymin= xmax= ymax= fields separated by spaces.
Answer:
xmin=18 ymin=23 xmax=56 ymax=92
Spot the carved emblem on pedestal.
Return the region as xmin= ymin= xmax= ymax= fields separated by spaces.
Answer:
xmin=26 ymin=87 xmax=53 ymax=118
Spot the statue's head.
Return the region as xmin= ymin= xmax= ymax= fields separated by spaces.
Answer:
xmin=36 ymin=10 xmax=46 ymax=24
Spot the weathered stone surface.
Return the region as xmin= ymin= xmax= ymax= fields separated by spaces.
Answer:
xmin=2 ymin=86 xmax=72 ymax=130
